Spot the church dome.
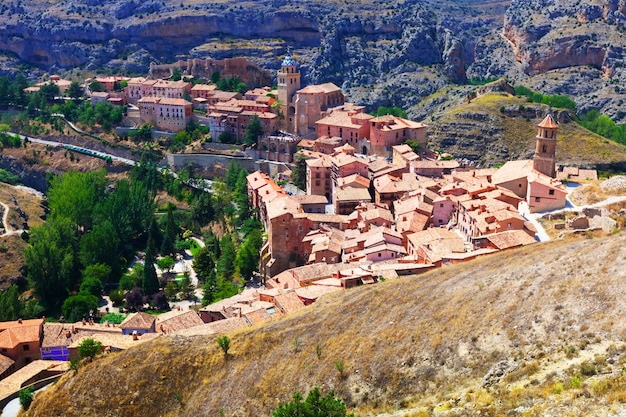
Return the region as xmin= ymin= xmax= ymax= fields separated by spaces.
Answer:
xmin=281 ymin=52 xmax=296 ymax=67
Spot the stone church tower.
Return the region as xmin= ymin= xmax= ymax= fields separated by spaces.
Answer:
xmin=533 ymin=113 xmax=558 ymax=178
xmin=277 ymin=49 xmax=300 ymax=132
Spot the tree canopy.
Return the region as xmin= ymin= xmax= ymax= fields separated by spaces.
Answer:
xmin=273 ymin=387 xmax=355 ymax=417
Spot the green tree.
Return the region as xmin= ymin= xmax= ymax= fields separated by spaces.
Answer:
xmin=234 ymin=229 xmax=262 ymax=280
xmin=273 ymin=387 xmax=355 ymax=417
xmin=374 ymin=105 xmax=407 ymax=119
xmin=244 ymin=115 xmax=264 ymax=145
xmin=39 ymin=82 xmax=60 ymax=104
xmin=62 ymin=293 xmax=99 ymax=322
xmin=47 ymin=170 xmax=107 ymax=231
xmin=0 ymin=285 xmax=25 ymax=321
xmin=291 ymin=154 xmax=308 ymax=191
xmin=79 ymin=220 xmax=120 ymax=273
xmin=161 ymin=203 xmax=178 ymax=256
xmin=78 ymin=338 xmax=104 ymax=361
xmin=19 ymin=386 xmax=35 ymax=411
xmin=157 ymin=256 xmax=175 ymax=274
xmin=67 ymin=81 xmax=83 ymax=100
xmin=142 ymin=244 xmax=159 ymax=296
xmin=216 ymin=234 xmax=236 ymax=280
xmin=218 ymin=131 xmax=233 ymax=144
xmin=217 ymin=335 xmax=230 ymax=357
xmin=79 ymin=276 xmax=104 ymax=298
xmin=25 ymin=217 xmax=79 ymax=312
xmin=210 ymin=71 xmax=221 ymax=84
xmin=179 ymin=270 xmax=194 ymax=300
xmin=89 ymin=81 xmax=105 ymax=93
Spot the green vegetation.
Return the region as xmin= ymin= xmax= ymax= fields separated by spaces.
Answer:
xmin=19 ymin=386 xmax=35 ymax=411
xmin=514 ymin=85 xmax=577 ymax=112
xmin=78 ymin=338 xmax=104 ymax=361
xmin=467 ymin=76 xmax=500 ymax=86
xmin=244 ymin=115 xmax=264 ymax=146
xmin=374 ymin=105 xmax=407 ymax=118
xmin=579 ymin=109 xmax=626 ymax=146
xmin=217 ymin=76 xmax=247 ymax=94
xmin=217 ymin=335 xmax=230 ymax=357
xmin=290 ymin=153 xmax=307 ymax=191
xmin=273 ymin=387 xmax=355 ymax=417
xmin=100 ymin=312 xmax=127 ymax=324
xmin=0 ymin=168 xmax=20 ymax=185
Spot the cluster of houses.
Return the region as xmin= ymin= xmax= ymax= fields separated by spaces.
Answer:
xmin=0 ymin=280 xmax=338 ymax=385
xmin=248 ymin=113 xmax=569 ymax=283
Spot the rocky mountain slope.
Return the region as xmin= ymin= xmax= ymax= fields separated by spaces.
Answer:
xmin=413 ymin=86 xmax=626 ymax=169
xmin=24 ymin=232 xmax=626 ymax=416
xmin=3 ymin=0 xmax=626 ymax=121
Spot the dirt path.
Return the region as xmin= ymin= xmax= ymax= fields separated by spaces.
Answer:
xmin=0 ymin=200 xmax=24 ymax=237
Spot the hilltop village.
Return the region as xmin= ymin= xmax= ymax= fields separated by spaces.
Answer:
xmin=0 ymin=53 xmax=597 ymax=395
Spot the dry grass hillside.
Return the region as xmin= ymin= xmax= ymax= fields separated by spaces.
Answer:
xmin=0 ymin=183 xmax=45 ymax=288
xmin=24 ymin=232 xmax=626 ymax=416
xmin=416 ymin=90 xmax=626 ymax=168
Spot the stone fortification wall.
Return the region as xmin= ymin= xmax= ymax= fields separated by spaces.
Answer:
xmin=150 ymin=58 xmax=272 ymax=88
xmin=166 ymin=153 xmax=256 ymax=178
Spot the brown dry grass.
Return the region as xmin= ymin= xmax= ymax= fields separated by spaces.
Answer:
xmin=0 ymin=183 xmax=45 ymax=288
xmin=23 ymin=233 xmax=626 ymax=416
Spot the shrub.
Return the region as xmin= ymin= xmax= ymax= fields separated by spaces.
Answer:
xmin=78 ymin=338 xmax=104 ymax=361
xmin=217 ymin=335 xmax=230 ymax=357
xmin=334 ymin=359 xmax=345 ymax=377
xmin=19 ymin=386 xmax=35 ymax=410
xmin=273 ymin=386 xmax=355 ymax=417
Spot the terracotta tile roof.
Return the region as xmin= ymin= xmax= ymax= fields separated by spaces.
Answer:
xmin=306 ymin=156 xmax=333 ymax=168
xmin=119 ymin=312 xmax=157 ymax=331
xmin=293 ymin=194 xmax=328 ymax=205
xmin=298 ymin=82 xmax=342 ymax=94
xmin=137 ymin=97 xmax=191 ymax=106
xmin=396 ymin=211 xmax=430 ymax=234
xmin=191 ymin=84 xmax=217 ymax=91
xmin=42 ymin=323 xmax=123 ymax=348
xmin=492 ymin=160 xmax=534 ymax=184
xmin=486 ymin=230 xmax=537 ymax=250
xmin=317 ymin=136 xmax=343 ymax=146
xmin=156 ymin=310 xmax=205 ymax=334
xmin=295 ymin=285 xmax=342 ymax=302
xmin=0 ymin=360 xmax=68 ymax=400
xmin=411 ymin=159 xmax=460 ymax=169
xmin=336 ymin=187 xmax=372 ymax=202
xmin=337 ymin=174 xmax=370 ymax=189
xmin=0 ymin=354 xmax=14 ymax=374
xmin=316 ymin=110 xmax=366 ymax=129
xmin=68 ymin=332 xmax=161 ymax=350
xmin=274 ymin=291 xmax=306 ymax=314
xmin=538 ymin=113 xmax=558 ymax=128
xmin=0 ymin=319 xmax=43 ymax=349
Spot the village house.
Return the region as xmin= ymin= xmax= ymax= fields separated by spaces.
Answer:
xmin=137 ymin=97 xmax=193 ymax=132
xmin=373 ymin=173 xmax=421 ymax=208
xmin=125 ymin=77 xmax=147 ymax=103
xmin=119 ymin=312 xmax=157 ymax=335
xmin=369 ymin=115 xmax=428 ymax=156
xmin=306 ymin=155 xmax=333 ymax=198
xmin=0 ymin=318 xmax=44 ymax=374
xmin=94 ymin=76 xmax=130 ymax=92
xmin=256 ymin=130 xmax=299 ymax=162
xmin=302 ymin=226 xmax=344 ymax=265
xmin=492 ymin=114 xmax=567 ymax=213
xmin=315 ymin=108 xmax=372 ymax=149
xmin=342 ymin=226 xmax=406 ymax=263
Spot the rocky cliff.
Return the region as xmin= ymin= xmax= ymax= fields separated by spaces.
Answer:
xmin=2 ymin=1 xmax=626 ymax=126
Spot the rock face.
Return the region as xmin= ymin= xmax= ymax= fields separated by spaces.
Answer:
xmin=2 ymin=1 xmax=626 ymax=122
xmin=470 ymin=0 xmax=626 ymax=120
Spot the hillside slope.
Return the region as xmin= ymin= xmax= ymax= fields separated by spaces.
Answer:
xmin=24 ymin=232 xmax=626 ymax=416
xmin=412 ymin=88 xmax=626 ymax=168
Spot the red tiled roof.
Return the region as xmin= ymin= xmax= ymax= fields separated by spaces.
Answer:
xmin=538 ymin=114 xmax=558 ymax=129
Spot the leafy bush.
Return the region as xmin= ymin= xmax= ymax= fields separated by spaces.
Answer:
xmin=100 ymin=312 xmax=127 ymax=324
xmin=78 ymin=338 xmax=104 ymax=361
xmin=217 ymin=335 xmax=230 ymax=357
xmin=19 ymin=386 xmax=35 ymax=410
xmin=273 ymin=386 xmax=355 ymax=417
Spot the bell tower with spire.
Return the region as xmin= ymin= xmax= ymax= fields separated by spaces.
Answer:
xmin=277 ymin=47 xmax=300 ymax=132
xmin=533 ymin=113 xmax=558 ymax=178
